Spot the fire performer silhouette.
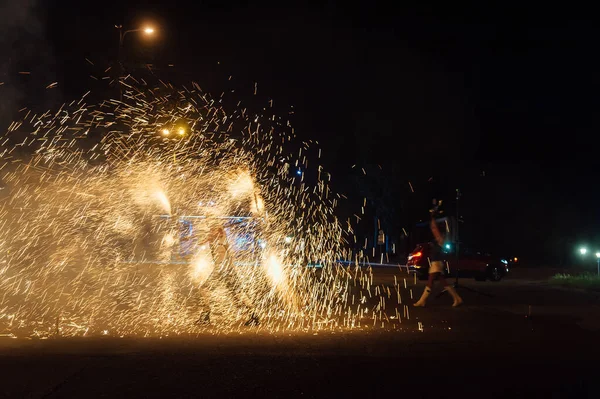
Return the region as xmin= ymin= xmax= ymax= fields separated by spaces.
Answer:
xmin=414 ymin=202 xmax=463 ymax=307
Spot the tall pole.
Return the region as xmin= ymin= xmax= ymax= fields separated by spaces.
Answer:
xmin=116 ymin=26 xmax=154 ymax=101
xmin=116 ymin=25 xmax=124 ymax=102
xmin=454 ymin=188 xmax=460 ymax=286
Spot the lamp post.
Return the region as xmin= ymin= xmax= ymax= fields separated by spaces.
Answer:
xmin=115 ymin=25 xmax=155 ymax=101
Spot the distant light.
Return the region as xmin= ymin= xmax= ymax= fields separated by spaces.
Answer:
xmin=444 ymin=243 xmax=451 ymax=250
xmin=161 ymin=128 xmax=170 ymax=136
xmin=259 ymin=241 xmax=267 ymax=249
xmin=178 ymin=127 xmax=185 ymax=136
xmin=514 ymin=257 xmax=518 ymax=262
xmin=296 ymin=169 xmax=302 ymax=176
xmin=596 ymin=252 xmax=600 ymax=259
xmin=284 ymin=236 xmax=293 ymax=244
xmin=501 ymin=259 xmax=508 ymax=265
xmin=144 ymin=27 xmax=154 ymax=34
xmin=580 ymin=247 xmax=588 ymax=255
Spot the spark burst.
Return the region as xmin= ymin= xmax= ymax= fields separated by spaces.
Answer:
xmin=0 ymin=80 xmax=399 ymax=338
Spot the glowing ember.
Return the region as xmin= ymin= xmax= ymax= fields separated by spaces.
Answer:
xmin=0 ymin=78 xmax=412 ymax=337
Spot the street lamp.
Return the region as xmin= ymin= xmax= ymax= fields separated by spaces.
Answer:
xmin=578 ymin=247 xmax=600 ymax=276
xmin=115 ymin=24 xmax=156 ymax=100
xmin=116 ymin=25 xmax=155 ymax=49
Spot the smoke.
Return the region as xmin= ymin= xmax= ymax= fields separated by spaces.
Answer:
xmin=0 ymin=0 xmax=57 ymax=128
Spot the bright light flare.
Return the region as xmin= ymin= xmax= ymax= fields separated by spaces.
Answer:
xmin=161 ymin=233 xmax=176 ymax=247
xmin=265 ymin=253 xmax=285 ymax=288
xmin=228 ymin=170 xmax=255 ymax=198
xmin=580 ymin=247 xmax=588 ymax=255
xmin=153 ymin=190 xmax=171 ymax=215
xmin=190 ymin=249 xmax=214 ymax=286
xmin=144 ymin=27 xmax=154 ymax=34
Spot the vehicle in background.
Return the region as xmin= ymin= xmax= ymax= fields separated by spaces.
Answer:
xmin=405 ymin=216 xmax=509 ymax=281
xmin=407 ymin=242 xmax=509 ymax=281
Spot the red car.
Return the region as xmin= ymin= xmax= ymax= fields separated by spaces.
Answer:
xmin=406 ymin=242 xmax=509 ymax=281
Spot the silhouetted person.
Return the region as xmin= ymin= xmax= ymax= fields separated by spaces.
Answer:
xmin=414 ymin=213 xmax=463 ymax=307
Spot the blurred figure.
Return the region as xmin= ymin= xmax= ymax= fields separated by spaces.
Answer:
xmin=195 ymin=224 xmax=259 ymax=326
xmin=414 ymin=208 xmax=463 ymax=307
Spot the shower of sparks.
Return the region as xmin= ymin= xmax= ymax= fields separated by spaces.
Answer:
xmin=0 ymin=79 xmax=418 ymax=338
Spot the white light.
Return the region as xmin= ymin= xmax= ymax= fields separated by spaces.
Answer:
xmin=259 ymin=241 xmax=267 ymax=249
xmin=144 ymin=27 xmax=154 ymax=34
xmin=595 ymin=252 xmax=600 ymax=259
xmin=284 ymin=236 xmax=292 ymax=244
xmin=580 ymin=247 xmax=588 ymax=255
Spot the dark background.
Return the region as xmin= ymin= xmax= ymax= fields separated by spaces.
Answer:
xmin=2 ymin=1 xmax=599 ymax=266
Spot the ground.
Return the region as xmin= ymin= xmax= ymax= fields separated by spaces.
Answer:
xmin=1 ymin=267 xmax=599 ymax=398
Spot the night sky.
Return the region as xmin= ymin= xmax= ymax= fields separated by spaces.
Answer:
xmin=2 ymin=1 xmax=599 ymax=265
